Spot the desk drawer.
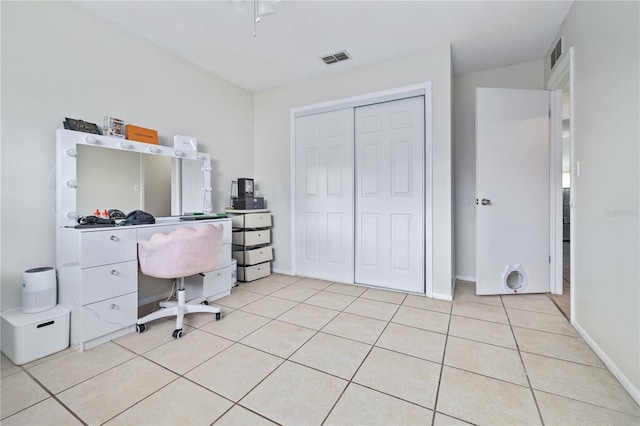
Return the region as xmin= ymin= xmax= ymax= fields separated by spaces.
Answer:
xmin=80 ymin=229 xmax=137 ymax=268
xmin=72 ymin=292 xmax=137 ymax=345
xmin=231 ymin=213 xmax=272 ymax=229
xmin=233 ymin=246 xmax=273 ymax=266
xmin=232 ymin=230 xmax=270 ymax=246
xmin=79 ymin=260 xmax=138 ymax=305
xmin=185 ymin=265 xmax=232 ymax=301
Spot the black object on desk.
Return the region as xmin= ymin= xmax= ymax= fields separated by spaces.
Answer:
xmin=77 ymin=215 xmax=115 ymax=226
xmin=74 ymin=223 xmax=116 ymax=229
xmin=232 ymin=196 xmax=264 ymax=210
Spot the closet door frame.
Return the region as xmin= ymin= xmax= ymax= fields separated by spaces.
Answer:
xmin=290 ymin=82 xmax=434 ymax=297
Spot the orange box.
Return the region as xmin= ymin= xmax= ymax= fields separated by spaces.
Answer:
xmin=125 ymin=125 xmax=158 ymax=145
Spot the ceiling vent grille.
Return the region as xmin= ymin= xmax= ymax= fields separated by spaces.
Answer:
xmin=550 ymin=37 xmax=562 ymax=69
xmin=321 ymin=50 xmax=351 ymax=65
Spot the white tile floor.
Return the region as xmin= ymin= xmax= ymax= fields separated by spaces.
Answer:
xmin=2 ymin=275 xmax=639 ymax=425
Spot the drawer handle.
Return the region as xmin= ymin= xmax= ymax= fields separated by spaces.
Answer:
xmin=110 ymin=270 xmax=119 ymax=276
xmin=110 ymin=235 xmax=119 ymax=241
xmin=110 ymin=304 xmax=119 ymax=310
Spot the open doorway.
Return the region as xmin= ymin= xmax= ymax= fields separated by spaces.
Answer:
xmin=549 ymin=83 xmax=571 ymax=317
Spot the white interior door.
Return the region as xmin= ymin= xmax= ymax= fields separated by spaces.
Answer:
xmin=476 ymin=88 xmax=550 ymax=295
xmin=355 ymin=97 xmax=425 ymax=293
xmin=295 ymin=108 xmax=354 ymax=282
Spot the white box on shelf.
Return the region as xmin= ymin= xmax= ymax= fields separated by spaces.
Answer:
xmin=173 ymin=135 xmax=197 ymax=152
xmin=1 ymin=305 xmax=70 ymax=365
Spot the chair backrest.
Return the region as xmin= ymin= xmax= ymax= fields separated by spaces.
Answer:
xmin=138 ymin=224 xmax=223 ymax=279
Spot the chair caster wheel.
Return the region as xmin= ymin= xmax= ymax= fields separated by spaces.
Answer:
xmin=215 ymin=312 xmax=221 ymax=321
xmin=172 ymin=329 xmax=183 ymax=339
xmin=136 ymin=323 xmax=146 ymax=333
xmin=202 ymin=300 xmax=209 ymax=305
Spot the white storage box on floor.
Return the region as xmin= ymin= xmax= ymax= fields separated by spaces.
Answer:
xmin=1 ymin=304 xmax=70 ymax=365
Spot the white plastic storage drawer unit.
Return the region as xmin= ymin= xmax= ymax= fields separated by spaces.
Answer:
xmin=237 ymin=262 xmax=271 ymax=282
xmin=230 ymin=212 xmax=272 ymax=229
xmin=228 ymin=209 xmax=273 ymax=282
xmin=232 ymin=246 xmax=273 ymax=266
xmin=232 ymin=229 xmax=271 ymax=246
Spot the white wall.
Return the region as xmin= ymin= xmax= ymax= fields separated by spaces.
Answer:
xmin=545 ymin=1 xmax=640 ymax=402
xmin=253 ymin=45 xmax=454 ymax=299
xmin=0 ymin=2 xmax=254 ymax=310
xmin=454 ymin=61 xmax=545 ymax=280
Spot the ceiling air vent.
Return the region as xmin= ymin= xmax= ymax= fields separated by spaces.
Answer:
xmin=550 ymin=37 xmax=562 ymax=69
xmin=321 ymin=50 xmax=351 ymax=65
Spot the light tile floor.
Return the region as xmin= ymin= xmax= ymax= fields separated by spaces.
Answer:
xmin=2 ymin=276 xmax=639 ymax=425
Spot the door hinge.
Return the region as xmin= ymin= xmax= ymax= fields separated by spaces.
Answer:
xmin=549 ymin=255 xmax=551 ymax=263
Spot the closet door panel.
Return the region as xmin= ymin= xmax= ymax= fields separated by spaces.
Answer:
xmin=355 ymin=97 xmax=425 ymax=293
xmin=295 ymin=109 xmax=354 ymax=282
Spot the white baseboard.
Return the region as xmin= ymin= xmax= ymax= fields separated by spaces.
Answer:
xmin=432 ymin=292 xmax=453 ymax=302
xmin=573 ymin=320 xmax=640 ymax=405
xmin=456 ymin=275 xmax=476 ymax=282
xmin=271 ymin=268 xmax=293 ymax=276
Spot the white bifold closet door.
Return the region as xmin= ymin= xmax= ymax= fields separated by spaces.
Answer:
xmin=295 ymin=96 xmax=425 ymax=293
xmin=354 ymin=97 xmax=425 ymax=293
xmin=295 ymin=108 xmax=355 ymax=283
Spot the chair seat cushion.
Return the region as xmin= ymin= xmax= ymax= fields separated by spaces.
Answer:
xmin=138 ymin=224 xmax=223 ymax=279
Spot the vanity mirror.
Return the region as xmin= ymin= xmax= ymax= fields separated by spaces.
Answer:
xmin=56 ymin=129 xmax=212 ymax=227
xmin=76 ymin=145 xmax=172 ymax=218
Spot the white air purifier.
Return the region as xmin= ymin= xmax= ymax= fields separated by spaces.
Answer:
xmin=22 ymin=267 xmax=57 ymax=314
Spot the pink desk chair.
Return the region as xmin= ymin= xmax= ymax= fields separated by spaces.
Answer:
xmin=136 ymin=224 xmax=223 ymax=338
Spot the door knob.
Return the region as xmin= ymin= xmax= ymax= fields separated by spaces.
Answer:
xmin=481 ymin=198 xmax=491 ymax=206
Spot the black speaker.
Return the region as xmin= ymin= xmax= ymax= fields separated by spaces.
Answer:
xmin=238 ymin=178 xmax=254 ymax=197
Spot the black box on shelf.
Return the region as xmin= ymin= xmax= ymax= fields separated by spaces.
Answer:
xmin=232 ymin=196 xmax=265 ymax=210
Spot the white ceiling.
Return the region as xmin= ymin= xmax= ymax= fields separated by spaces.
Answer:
xmin=74 ymin=0 xmax=573 ymax=93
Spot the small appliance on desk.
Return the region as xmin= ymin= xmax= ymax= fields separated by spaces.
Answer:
xmin=232 ymin=178 xmax=265 ymax=210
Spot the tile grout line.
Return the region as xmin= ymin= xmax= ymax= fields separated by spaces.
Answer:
xmin=429 ymin=298 xmax=455 ymax=426
xmin=19 ymin=366 xmax=88 ymax=426
xmin=208 ymin=280 xmax=350 ymax=425
xmin=501 ymin=294 xmax=546 ymax=426
xmin=319 ymin=293 xmax=404 ymax=425
xmin=237 ymin=281 xmax=352 ymax=425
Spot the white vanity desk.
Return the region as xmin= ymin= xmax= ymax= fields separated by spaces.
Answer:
xmin=57 ymin=218 xmax=231 ymax=352
xmin=55 ymin=130 xmax=232 ymax=351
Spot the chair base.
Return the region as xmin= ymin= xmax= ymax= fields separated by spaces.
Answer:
xmin=137 ymin=281 xmax=221 ymax=337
